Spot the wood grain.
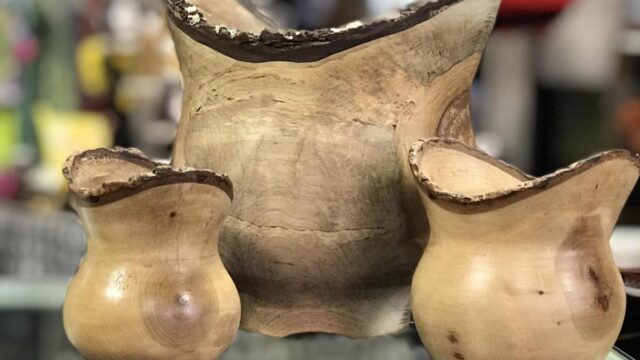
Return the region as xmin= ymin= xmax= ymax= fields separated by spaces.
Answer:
xmin=168 ymin=0 xmax=500 ymax=338
xmin=62 ymin=148 xmax=240 ymax=360
xmin=410 ymin=138 xmax=640 ymax=360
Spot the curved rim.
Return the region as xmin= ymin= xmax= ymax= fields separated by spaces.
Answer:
xmin=63 ymin=147 xmax=234 ymax=206
xmin=167 ymin=0 xmax=462 ymax=63
xmin=409 ymin=138 xmax=640 ymax=208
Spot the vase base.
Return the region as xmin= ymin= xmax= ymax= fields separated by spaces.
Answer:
xmin=237 ymin=287 xmax=412 ymax=339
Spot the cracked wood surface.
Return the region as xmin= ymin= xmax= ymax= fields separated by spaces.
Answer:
xmin=170 ymin=0 xmax=500 ymax=338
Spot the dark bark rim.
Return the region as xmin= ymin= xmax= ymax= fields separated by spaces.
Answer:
xmin=166 ymin=0 xmax=464 ymax=63
xmin=63 ymin=147 xmax=234 ymax=207
xmin=409 ymin=138 xmax=640 ymax=212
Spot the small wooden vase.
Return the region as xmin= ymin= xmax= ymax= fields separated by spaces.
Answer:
xmin=62 ymin=148 xmax=240 ymax=360
xmin=409 ymin=138 xmax=640 ymax=360
xmin=167 ymin=0 xmax=500 ymax=338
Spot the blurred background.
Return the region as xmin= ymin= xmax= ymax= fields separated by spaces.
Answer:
xmin=0 ymin=0 xmax=639 ymax=359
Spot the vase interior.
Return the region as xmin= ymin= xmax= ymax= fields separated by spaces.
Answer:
xmin=186 ymin=0 xmax=451 ymax=33
xmin=418 ymin=145 xmax=526 ymax=197
xmin=66 ymin=152 xmax=154 ymax=193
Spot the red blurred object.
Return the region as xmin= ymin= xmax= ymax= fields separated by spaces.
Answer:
xmin=615 ymin=98 xmax=640 ymax=153
xmin=498 ymin=0 xmax=572 ymax=27
xmin=12 ymin=37 xmax=39 ymax=64
xmin=500 ymin=0 xmax=572 ymax=14
xmin=0 ymin=170 xmax=20 ymax=199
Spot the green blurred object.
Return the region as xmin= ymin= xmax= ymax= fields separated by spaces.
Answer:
xmin=35 ymin=0 xmax=79 ymax=111
xmin=0 ymin=10 xmax=18 ymax=84
xmin=0 ymin=109 xmax=19 ymax=169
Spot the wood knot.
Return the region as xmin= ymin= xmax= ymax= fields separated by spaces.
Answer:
xmin=176 ymin=292 xmax=191 ymax=306
xmin=588 ymin=266 xmax=612 ymax=312
xmin=140 ymin=270 xmax=218 ymax=350
xmin=588 ymin=267 xmax=600 ymax=283
xmin=448 ymin=330 xmax=459 ymax=344
xmin=557 ymin=215 xmax=622 ymax=340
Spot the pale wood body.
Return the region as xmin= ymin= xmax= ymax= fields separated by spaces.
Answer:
xmin=410 ymin=139 xmax=640 ymax=360
xmin=168 ymin=0 xmax=499 ymax=338
xmin=62 ymin=148 xmax=240 ymax=359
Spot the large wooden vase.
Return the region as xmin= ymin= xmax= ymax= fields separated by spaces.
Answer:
xmin=167 ymin=0 xmax=500 ymax=338
xmin=409 ymin=138 xmax=640 ymax=360
xmin=62 ymin=148 xmax=240 ymax=360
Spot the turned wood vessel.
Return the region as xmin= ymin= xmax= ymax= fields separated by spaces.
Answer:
xmin=167 ymin=0 xmax=500 ymax=338
xmin=62 ymin=148 xmax=240 ymax=360
xmin=409 ymin=138 xmax=640 ymax=360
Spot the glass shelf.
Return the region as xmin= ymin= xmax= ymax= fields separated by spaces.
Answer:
xmin=610 ymin=348 xmax=635 ymax=360
xmin=0 ymin=277 xmax=68 ymax=311
xmin=0 ymin=277 xmax=634 ymax=359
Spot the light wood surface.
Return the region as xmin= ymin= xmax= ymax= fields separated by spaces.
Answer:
xmin=62 ymin=148 xmax=240 ymax=360
xmin=168 ymin=0 xmax=500 ymax=338
xmin=410 ymin=138 xmax=640 ymax=360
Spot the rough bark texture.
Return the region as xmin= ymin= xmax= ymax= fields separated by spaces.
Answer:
xmin=62 ymin=148 xmax=240 ymax=360
xmin=169 ymin=0 xmax=499 ymax=338
xmin=410 ymin=138 xmax=640 ymax=360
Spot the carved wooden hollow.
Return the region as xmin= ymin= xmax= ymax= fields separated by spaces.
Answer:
xmin=62 ymin=148 xmax=240 ymax=360
xmin=409 ymin=138 xmax=640 ymax=360
xmin=168 ymin=0 xmax=500 ymax=338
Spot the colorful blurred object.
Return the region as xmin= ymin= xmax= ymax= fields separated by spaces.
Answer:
xmin=500 ymin=0 xmax=572 ymax=14
xmin=0 ymin=170 xmax=19 ymax=199
xmin=76 ymin=35 xmax=110 ymax=99
xmin=0 ymin=109 xmax=19 ymax=199
xmin=0 ymin=109 xmax=19 ymax=169
xmin=498 ymin=0 xmax=572 ymax=26
xmin=615 ymin=97 xmax=640 ymax=153
xmin=31 ymin=102 xmax=112 ymax=194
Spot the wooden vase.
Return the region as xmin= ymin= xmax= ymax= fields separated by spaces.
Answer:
xmin=62 ymin=148 xmax=240 ymax=360
xmin=409 ymin=138 xmax=640 ymax=360
xmin=167 ymin=0 xmax=500 ymax=338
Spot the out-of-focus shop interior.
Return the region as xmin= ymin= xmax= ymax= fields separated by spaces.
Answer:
xmin=0 ymin=0 xmax=639 ymax=359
